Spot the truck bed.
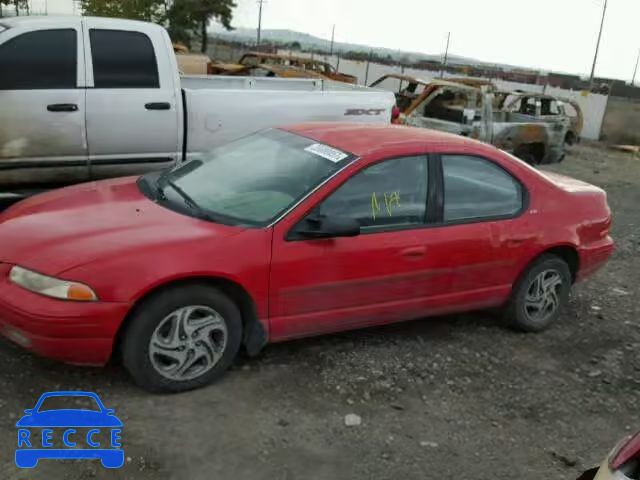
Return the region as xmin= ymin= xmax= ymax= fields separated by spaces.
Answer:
xmin=180 ymin=75 xmax=372 ymax=92
xmin=181 ymin=75 xmax=395 ymax=157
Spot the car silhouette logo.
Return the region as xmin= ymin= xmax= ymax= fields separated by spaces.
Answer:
xmin=15 ymin=391 xmax=123 ymax=469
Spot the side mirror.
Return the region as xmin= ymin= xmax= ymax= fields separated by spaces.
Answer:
xmin=24 ymin=409 xmax=34 ymax=415
xmin=104 ymin=409 xmax=115 ymax=415
xmin=298 ymin=215 xmax=360 ymax=239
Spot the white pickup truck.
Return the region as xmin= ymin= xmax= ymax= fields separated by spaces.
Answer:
xmin=0 ymin=16 xmax=395 ymax=197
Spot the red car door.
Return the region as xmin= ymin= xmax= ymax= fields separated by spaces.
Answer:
xmin=435 ymin=153 xmax=529 ymax=302
xmin=268 ymin=154 xmax=452 ymax=341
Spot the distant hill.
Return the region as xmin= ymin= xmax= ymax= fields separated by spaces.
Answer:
xmin=208 ymin=26 xmax=485 ymax=67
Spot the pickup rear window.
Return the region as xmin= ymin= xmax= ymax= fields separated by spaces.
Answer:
xmin=90 ymin=29 xmax=159 ymax=88
xmin=0 ymin=29 xmax=76 ymax=90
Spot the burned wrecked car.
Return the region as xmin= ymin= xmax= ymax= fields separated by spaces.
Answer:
xmin=236 ymin=52 xmax=358 ymax=84
xmin=496 ymin=91 xmax=584 ymax=146
xmin=370 ymin=74 xmax=567 ymax=165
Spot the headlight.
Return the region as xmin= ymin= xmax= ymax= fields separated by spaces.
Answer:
xmin=9 ymin=266 xmax=98 ymax=301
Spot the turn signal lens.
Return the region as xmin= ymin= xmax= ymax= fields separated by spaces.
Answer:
xmin=67 ymin=283 xmax=99 ymax=301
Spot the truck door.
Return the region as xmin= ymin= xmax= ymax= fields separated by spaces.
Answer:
xmin=83 ymin=19 xmax=181 ymax=180
xmin=0 ymin=19 xmax=88 ymax=191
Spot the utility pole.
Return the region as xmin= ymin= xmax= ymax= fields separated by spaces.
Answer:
xmin=330 ymin=24 xmax=335 ymax=56
xmin=632 ymin=49 xmax=640 ymax=86
xmin=589 ymin=0 xmax=608 ymax=88
xmin=440 ymin=32 xmax=450 ymax=79
xmin=256 ymin=0 xmax=265 ymax=47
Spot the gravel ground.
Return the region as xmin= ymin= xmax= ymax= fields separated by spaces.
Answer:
xmin=1 ymin=143 xmax=639 ymax=480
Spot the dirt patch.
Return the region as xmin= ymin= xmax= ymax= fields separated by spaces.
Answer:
xmin=1 ymin=142 xmax=639 ymax=479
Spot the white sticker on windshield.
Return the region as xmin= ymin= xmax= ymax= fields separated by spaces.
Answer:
xmin=304 ymin=143 xmax=349 ymax=163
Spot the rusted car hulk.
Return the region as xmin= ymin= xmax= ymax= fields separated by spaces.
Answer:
xmin=215 ymin=52 xmax=359 ymax=84
xmin=370 ymin=74 xmax=567 ymax=165
xmin=496 ymin=91 xmax=584 ymax=146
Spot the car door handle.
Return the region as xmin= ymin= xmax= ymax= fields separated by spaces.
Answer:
xmin=145 ymin=102 xmax=171 ymax=110
xmin=400 ymin=246 xmax=427 ymax=258
xmin=47 ymin=103 xmax=78 ymax=112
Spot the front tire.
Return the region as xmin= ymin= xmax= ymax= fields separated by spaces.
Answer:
xmin=504 ymin=255 xmax=572 ymax=332
xmin=121 ymin=284 xmax=242 ymax=393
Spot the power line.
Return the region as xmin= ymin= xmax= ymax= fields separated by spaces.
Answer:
xmin=440 ymin=32 xmax=450 ymax=79
xmin=330 ymin=24 xmax=335 ymax=56
xmin=589 ymin=0 xmax=608 ymax=87
xmin=256 ymin=0 xmax=265 ymax=47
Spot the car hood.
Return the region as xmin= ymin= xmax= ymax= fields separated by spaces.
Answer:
xmin=16 ymin=410 xmax=123 ymax=428
xmin=0 ymin=177 xmax=244 ymax=274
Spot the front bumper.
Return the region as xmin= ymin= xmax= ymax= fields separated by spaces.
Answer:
xmin=0 ymin=264 xmax=130 ymax=365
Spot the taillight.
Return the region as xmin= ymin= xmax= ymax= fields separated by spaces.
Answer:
xmin=611 ymin=431 xmax=640 ymax=470
xmin=391 ymin=105 xmax=401 ymax=123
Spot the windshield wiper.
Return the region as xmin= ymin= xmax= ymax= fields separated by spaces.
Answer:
xmin=164 ymin=180 xmax=210 ymax=217
xmin=154 ymin=176 xmax=210 ymax=219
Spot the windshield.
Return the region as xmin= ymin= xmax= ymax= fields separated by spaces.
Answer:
xmin=37 ymin=395 xmax=101 ymax=412
xmin=153 ymin=129 xmax=355 ymax=226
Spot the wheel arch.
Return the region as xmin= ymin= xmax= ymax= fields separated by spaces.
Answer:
xmin=518 ymin=244 xmax=580 ymax=285
xmin=112 ymin=276 xmax=268 ymax=362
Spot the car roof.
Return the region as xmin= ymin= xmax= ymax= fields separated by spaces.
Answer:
xmin=38 ymin=391 xmax=98 ymax=397
xmin=282 ymin=123 xmax=485 ymax=157
xmin=0 ymin=15 xmax=161 ymax=30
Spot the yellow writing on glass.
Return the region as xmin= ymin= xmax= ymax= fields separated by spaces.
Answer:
xmin=371 ymin=191 xmax=401 ymax=220
xmin=384 ymin=192 xmax=401 ymax=216
xmin=371 ymin=192 xmax=380 ymax=220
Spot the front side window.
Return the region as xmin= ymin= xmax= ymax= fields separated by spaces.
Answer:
xmin=442 ymin=155 xmax=523 ymax=222
xmin=146 ymin=129 xmax=355 ymax=225
xmin=318 ymin=156 xmax=429 ymax=229
xmin=0 ymin=29 xmax=76 ymax=90
xmin=90 ymin=29 xmax=159 ymax=88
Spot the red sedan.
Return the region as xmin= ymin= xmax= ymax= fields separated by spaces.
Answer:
xmin=0 ymin=124 xmax=613 ymax=392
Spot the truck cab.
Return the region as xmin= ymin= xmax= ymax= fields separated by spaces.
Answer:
xmin=0 ymin=16 xmax=182 ymax=193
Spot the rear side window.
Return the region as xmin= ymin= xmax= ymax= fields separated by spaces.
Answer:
xmin=0 ymin=29 xmax=76 ymax=90
xmin=442 ymin=155 xmax=523 ymax=222
xmin=90 ymin=29 xmax=159 ymax=88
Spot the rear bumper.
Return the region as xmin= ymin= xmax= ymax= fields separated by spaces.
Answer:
xmin=577 ymin=236 xmax=615 ymax=282
xmin=0 ymin=268 xmax=130 ymax=365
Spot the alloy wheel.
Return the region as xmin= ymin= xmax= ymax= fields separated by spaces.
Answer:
xmin=523 ymin=269 xmax=563 ymax=324
xmin=148 ymin=305 xmax=227 ymax=381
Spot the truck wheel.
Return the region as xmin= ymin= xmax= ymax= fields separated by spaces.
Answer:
xmin=504 ymin=255 xmax=571 ymax=332
xmin=121 ymin=284 xmax=242 ymax=393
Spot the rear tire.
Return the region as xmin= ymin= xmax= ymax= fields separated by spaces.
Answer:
xmin=121 ymin=284 xmax=242 ymax=393
xmin=514 ymin=146 xmax=537 ymax=165
xmin=504 ymin=255 xmax=572 ymax=332
xmin=565 ymin=131 xmax=576 ymax=147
